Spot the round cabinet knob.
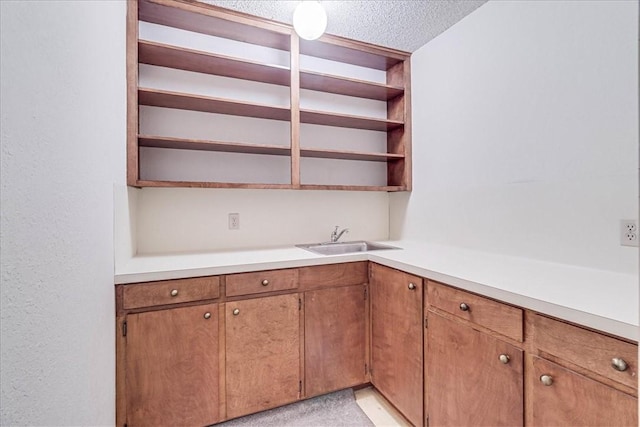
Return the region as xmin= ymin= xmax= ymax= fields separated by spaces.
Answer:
xmin=611 ymin=357 xmax=628 ymax=372
xmin=459 ymin=303 xmax=469 ymax=312
xmin=540 ymin=375 xmax=553 ymax=386
xmin=170 ymin=289 xmax=178 ymax=297
xmin=499 ymin=354 xmax=510 ymax=364
xmin=203 ymin=312 xmax=211 ymax=320
xmin=261 ymin=279 xmax=269 ymax=286
xmin=232 ymin=308 xmax=240 ymax=316
xmin=408 ymin=283 xmax=416 ymax=290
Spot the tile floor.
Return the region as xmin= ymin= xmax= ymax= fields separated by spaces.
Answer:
xmin=354 ymin=387 xmax=411 ymax=427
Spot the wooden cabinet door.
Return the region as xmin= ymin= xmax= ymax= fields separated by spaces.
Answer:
xmin=426 ymin=311 xmax=523 ymax=427
xmin=225 ymin=293 xmax=300 ymax=419
xmin=305 ymin=284 xmax=367 ymax=397
xmin=125 ymin=303 xmax=219 ymax=427
xmin=370 ymin=263 xmax=423 ymax=426
xmin=530 ymin=356 xmax=637 ymax=427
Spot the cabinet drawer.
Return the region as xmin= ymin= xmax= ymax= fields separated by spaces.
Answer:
xmin=299 ymin=262 xmax=368 ymax=290
xmin=427 ymin=281 xmax=523 ymax=342
xmin=123 ymin=276 xmax=220 ymax=309
xmin=533 ymin=314 xmax=638 ymax=389
xmin=226 ymin=268 xmax=298 ymax=297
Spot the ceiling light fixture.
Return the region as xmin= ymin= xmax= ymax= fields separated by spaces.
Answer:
xmin=293 ymin=1 xmax=327 ymax=41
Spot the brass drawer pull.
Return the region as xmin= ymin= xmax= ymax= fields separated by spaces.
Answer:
xmin=262 ymin=279 xmax=269 ymax=286
xmin=408 ymin=283 xmax=416 ymax=290
xmin=459 ymin=302 xmax=469 ymax=311
xmin=499 ymin=354 xmax=510 ymax=364
xmin=611 ymin=357 xmax=628 ymax=372
xmin=233 ymin=308 xmax=240 ymax=316
xmin=203 ymin=312 xmax=211 ymax=320
xmin=170 ymin=289 xmax=178 ymax=297
xmin=540 ymin=375 xmax=553 ymax=386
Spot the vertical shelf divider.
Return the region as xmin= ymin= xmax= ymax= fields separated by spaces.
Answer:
xmin=290 ymin=33 xmax=301 ymax=188
xmin=386 ymin=59 xmax=412 ymax=190
xmin=127 ymin=0 xmax=139 ymax=185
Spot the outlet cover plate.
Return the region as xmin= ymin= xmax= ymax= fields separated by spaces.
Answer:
xmin=229 ymin=213 xmax=240 ymax=230
xmin=620 ymin=219 xmax=638 ymax=247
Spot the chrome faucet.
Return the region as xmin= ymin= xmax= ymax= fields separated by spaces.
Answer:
xmin=330 ymin=226 xmax=349 ymax=243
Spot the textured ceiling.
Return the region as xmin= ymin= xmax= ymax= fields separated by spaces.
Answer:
xmin=201 ymin=0 xmax=487 ymax=52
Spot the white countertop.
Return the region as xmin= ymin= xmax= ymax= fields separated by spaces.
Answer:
xmin=115 ymin=240 xmax=639 ymax=341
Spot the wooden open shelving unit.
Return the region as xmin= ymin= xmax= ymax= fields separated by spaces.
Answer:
xmin=128 ymin=0 xmax=412 ymax=191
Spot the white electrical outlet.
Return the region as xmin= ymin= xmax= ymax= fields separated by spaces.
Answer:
xmin=620 ymin=219 xmax=638 ymax=247
xmin=229 ymin=213 xmax=240 ymax=230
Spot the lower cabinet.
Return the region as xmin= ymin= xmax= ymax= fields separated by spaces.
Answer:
xmin=530 ymin=356 xmax=637 ymax=426
xmin=124 ymin=303 xmax=220 ymax=427
xmin=426 ymin=311 xmax=524 ymax=427
xmin=370 ymin=263 xmax=424 ymax=426
xmin=225 ymin=293 xmax=301 ymax=419
xmin=304 ymin=284 xmax=367 ymax=397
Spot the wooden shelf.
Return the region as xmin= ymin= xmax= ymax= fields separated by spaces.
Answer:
xmin=129 ymin=0 xmax=412 ymax=192
xmin=300 ymin=148 xmax=403 ymax=162
xmin=139 ymin=0 xmax=291 ymax=51
xmin=139 ymin=40 xmax=290 ymax=86
xmin=300 ymin=34 xmax=406 ymax=71
xmin=136 ymin=180 xmax=293 ymax=190
xmin=300 ymin=184 xmax=406 ymax=192
xmin=300 ymin=70 xmax=403 ymax=101
xmin=300 ymin=109 xmax=403 ymax=131
xmin=138 ymin=88 xmax=291 ymax=121
xmin=139 ymin=135 xmax=291 ymax=156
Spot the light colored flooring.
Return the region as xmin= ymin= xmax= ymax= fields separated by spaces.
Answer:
xmin=354 ymin=387 xmax=412 ymax=427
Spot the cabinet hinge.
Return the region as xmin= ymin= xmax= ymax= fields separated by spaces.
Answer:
xmin=299 ymin=380 xmax=302 ymax=393
xmin=122 ymin=321 xmax=127 ymax=337
xmin=365 ymin=363 xmax=368 ymax=374
xmin=426 ymin=416 xmax=429 ymax=427
xmin=424 ymin=317 xmax=428 ymax=329
xmin=298 ymin=298 xmax=302 ymax=310
xmin=364 ymin=288 xmax=367 ymax=300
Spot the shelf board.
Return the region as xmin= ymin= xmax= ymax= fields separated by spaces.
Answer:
xmin=139 ymin=0 xmax=291 ymax=51
xmin=139 ymin=135 xmax=291 ymax=156
xmin=134 ymin=180 xmax=404 ymax=192
xmin=139 ymin=88 xmax=291 ymax=121
xmin=300 ymin=70 xmax=403 ymax=101
xmin=135 ymin=180 xmax=293 ymax=190
xmin=300 ymin=109 xmax=403 ymax=132
xmin=300 ymin=148 xmax=404 ymax=162
xmin=300 ymin=184 xmax=406 ymax=192
xmin=139 ymin=40 xmax=290 ymax=86
xmin=300 ymin=34 xmax=408 ymax=71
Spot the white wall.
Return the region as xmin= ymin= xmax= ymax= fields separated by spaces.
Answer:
xmin=134 ymin=187 xmax=389 ymax=254
xmin=391 ymin=0 xmax=639 ymax=274
xmin=0 ymin=1 xmax=125 ymax=425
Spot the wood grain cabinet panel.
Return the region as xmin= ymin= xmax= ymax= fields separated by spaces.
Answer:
xmin=370 ymin=263 xmax=423 ymax=426
xmin=125 ymin=303 xmax=219 ymax=427
xmin=532 ymin=314 xmax=638 ymax=390
xmin=530 ymin=356 xmax=638 ymax=426
xmin=123 ymin=276 xmax=220 ymax=309
xmin=226 ymin=268 xmax=298 ymax=297
xmin=304 ymin=284 xmax=367 ymax=397
xmin=299 ymin=261 xmax=368 ymax=291
xmin=225 ymin=293 xmax=301 ymax=419
xmin=428 ymin=280 xmax=523 ymax=342
xmin=427 ymin=311 xmax=523 ymax=427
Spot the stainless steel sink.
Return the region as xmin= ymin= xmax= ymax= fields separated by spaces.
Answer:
xmin=296 ymin=241 xmax=399 ymax=256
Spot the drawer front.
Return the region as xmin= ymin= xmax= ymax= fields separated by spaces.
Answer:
xmin=427 ymin=280 xmax=523 ymax=342
xmin=226 ymin=268 xmax=298 ymax=297
xmin=123 ymin=276 xmax=220 ymax=309
xmin=533 ymin=314 xmax=638 ymax=389
xmin=298 ymin=262 xmax=368 ymax=290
